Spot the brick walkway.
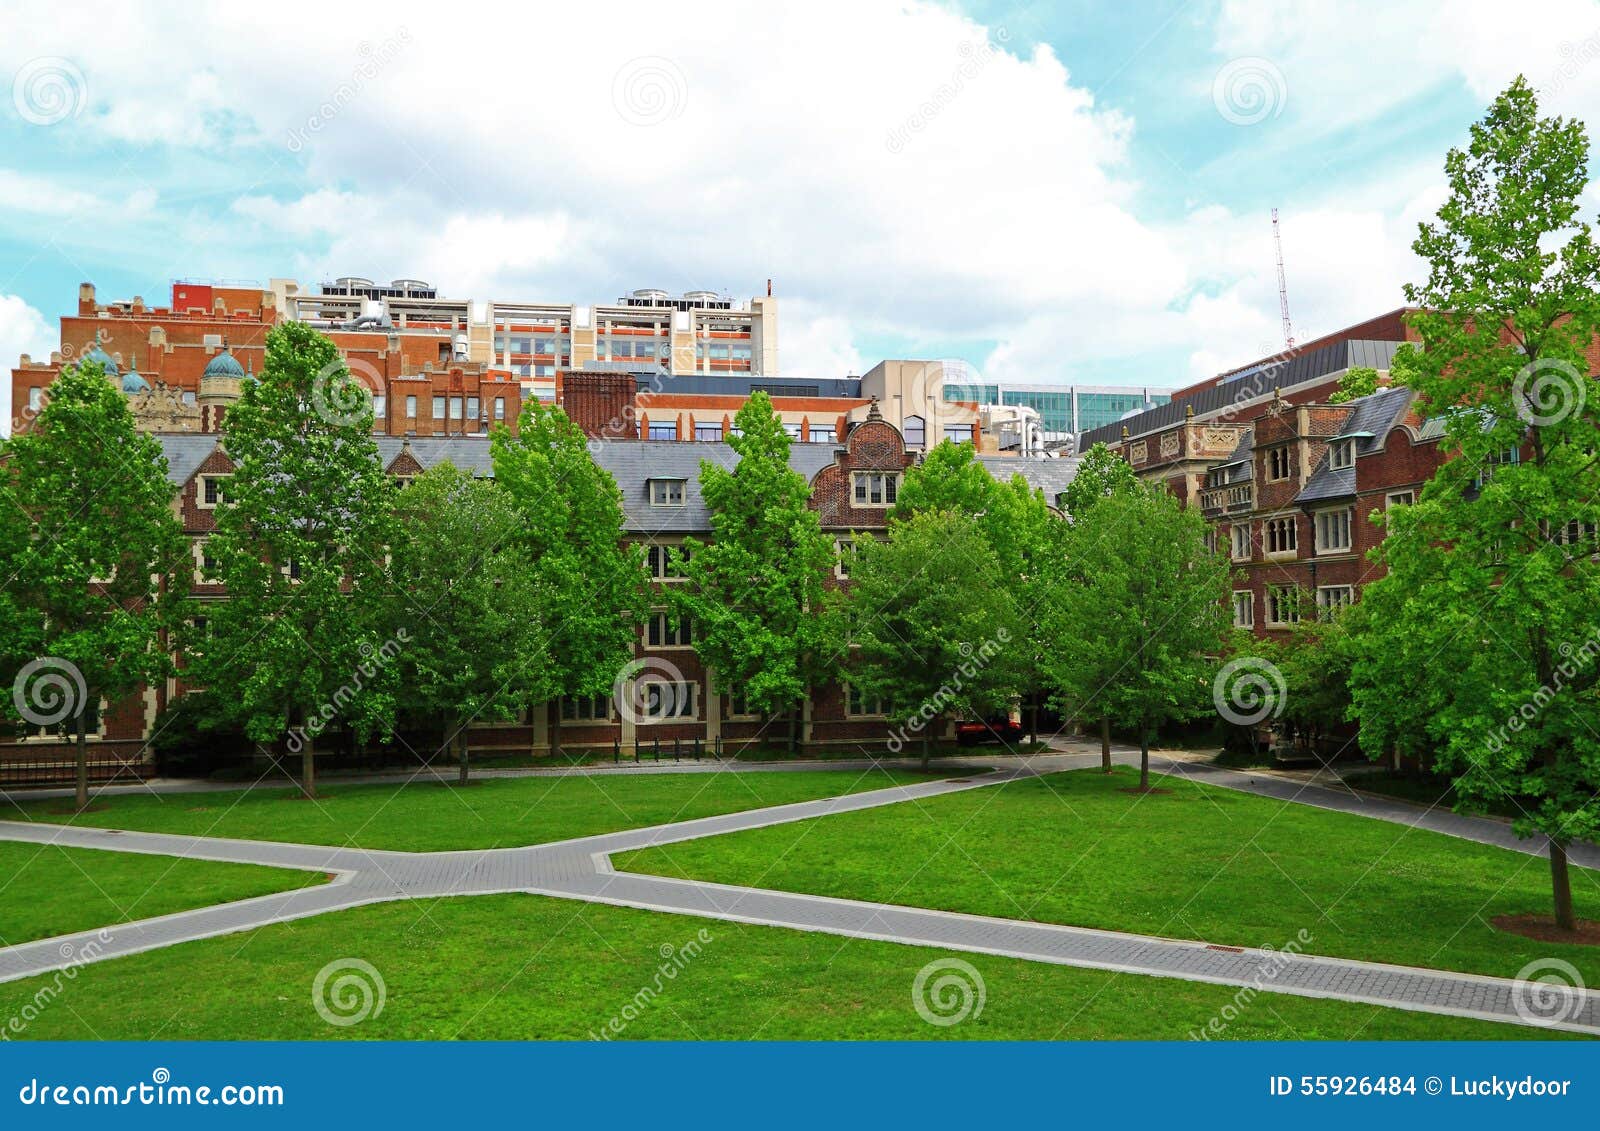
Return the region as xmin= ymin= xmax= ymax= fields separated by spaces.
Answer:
xmin=1 ymin=760 xmax=1596 ymax=1035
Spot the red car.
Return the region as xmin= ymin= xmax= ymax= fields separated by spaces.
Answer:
xmin=956 ymin=716 xmax=1027 ymax=747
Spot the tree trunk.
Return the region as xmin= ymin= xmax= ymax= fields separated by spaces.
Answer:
xmin=1100 ymin=717 xmax=1112 ymax=773
xmin=300 ymin=726 xmax=317 ymax=800
xmin=1027 ymin=696 xmax=1038 ymax=746
xmin=74 ymin=707 xmax=89 ymax=812
xmin=1139 ymin=732 xmax=1150 ymax=792
xmin=1390 ymin=741 xmax=1401 ymax=774
xmin=789 ymin=708 xmax=800 ymax=757
xmin=1551 ymin=839 xmax=1576 ymax=931
xmin=456 ymin=728 xmax=470 ymax=787
xmin=922 ymin=729 xmax=931 ymax=772
xmin=550 ymin=705 xmax=562 ymax=762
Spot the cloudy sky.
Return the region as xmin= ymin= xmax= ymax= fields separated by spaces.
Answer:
xmin=4 ymin=0 xmax=1600 ymax=430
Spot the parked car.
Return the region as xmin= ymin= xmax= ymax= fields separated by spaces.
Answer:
xmin=955 ymin=715 xmax=1026 ymax=747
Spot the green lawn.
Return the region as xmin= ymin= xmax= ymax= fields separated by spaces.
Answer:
xmin=616 ymin=766 xmax=1600 ymax=987
xmin=3 ymin=768 xmax=932 ymax=853
xmin=0 ymin=842 xmax=322 ymax=946
xmin=0 ymin=894 xmax=1557 ymax=1040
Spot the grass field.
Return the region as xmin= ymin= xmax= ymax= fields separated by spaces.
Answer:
xmin=616 ymin=766 xmax=1600 ymax=986
xmin=0 ymin=842 xmax=322 ymax=945
xmin=0 ymin=894 xmax=1560 ymax=1040
xmin=3 ymin=768 xmax=932 ymax=853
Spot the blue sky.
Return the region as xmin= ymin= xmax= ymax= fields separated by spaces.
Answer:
xmin=4 ymin=0 xmax=1600 ymax=429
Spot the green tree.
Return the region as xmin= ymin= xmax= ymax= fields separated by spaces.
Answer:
xmin=1060 ymin=441 xmax=1138 ymax=519
xmin=194 ymin=322 xmax=398 ymax=798
xmin=891 ymin=439 xmax=996 ymax=520
xmin=0 ymin=362 xmax=187 ymax=809
xmin=391 ymin=463 xmax=550 ymax=784
xmin=674 ymin=392 xmax=833 ymax=752
xmin=1043 ymin=484 xmax=1230 ymax=790
xmin=1328 ymin=366 xmax=1381 ymax=404
xmin=1352 ymin=77 xmax=1600 ymax=930
xmin=834 ymin=508 xmax=1023 ymax=768
xmin=1051 ymin=439 xmax=1141 ymax=769
xmin=491 ymin=401 xmax=645 ymax=757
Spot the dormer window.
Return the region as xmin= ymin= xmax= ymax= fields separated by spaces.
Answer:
xmin=649 ymin=478 xmax=686 ymax=507
xmin=1328 ymin=438 xmax=1355 ymax=470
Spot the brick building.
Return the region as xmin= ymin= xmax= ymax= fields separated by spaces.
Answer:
xmin=1 ymin=404 xmax=1079 ymax=782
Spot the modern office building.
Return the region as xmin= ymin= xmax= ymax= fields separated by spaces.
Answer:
xmin=935 ymin=375 xmax=1172 ymax=442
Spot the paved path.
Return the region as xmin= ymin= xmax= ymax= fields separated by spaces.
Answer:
xmin=2 ymin=759 xmax=1597 ymax=1035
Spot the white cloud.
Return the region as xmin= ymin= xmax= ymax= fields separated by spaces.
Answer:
xmin=0 ymin=294 xmax=55 ymax=436
xmin=6 ymin=0 xmax=1600 ymax=393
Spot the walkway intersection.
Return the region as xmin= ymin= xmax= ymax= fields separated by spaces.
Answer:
xmin=1 ymin=750 xmax=1597 ymax=1036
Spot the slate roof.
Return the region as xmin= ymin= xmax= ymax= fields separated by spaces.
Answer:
xmin=977 ymin=455 xmax=1082 ymax=508
xmin=155 ymin=432 xmax=1083 ymax=535
xmin=1295 ymin=385 xmax=1414 ymax=504
xmin=155 ymin=434 xmax=222 ymax=487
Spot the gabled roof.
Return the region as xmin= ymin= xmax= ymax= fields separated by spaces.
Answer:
xmin=155 ymin=435 xmax=222 ymax=487
xmin=1295 ymin=385 xmax=1414 ymax=505
xmin=375 ymin=436 xmax=495 ymax=476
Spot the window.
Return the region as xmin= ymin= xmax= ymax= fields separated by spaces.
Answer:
xmin=647 ymin=543 xmax=690 ymax=580
xmin=28 ymin=386 xmax=42 ymax=411
xmin=187 ymin=615 xmax=210 ymax=658
xmin=725 ymin=688 xmax=759 ymax=719
xmin=193 ymin=539 xmax=219 ymax=583
xmin=641 ymin=681 xmax=695 ymax=720
xmin=1267 ymin=447 xmax=1292 ymax=481
xmin=1328 ymin=438 xmax=1355 ymax=470
xmin=1265 ymin=516 xmax=1297 ymax=555
xmin=494 ymin=397 xmax=506 ymax=420
xmin=809 ymin=425 xmax=837 ymax=444
xmin=22 ymin=697 xmax=103 ymax=742
xmin=1315 ymin=508 xmax=1353 ymax=554
xmin=694 ymin=423 xmax=723 ymax=442
xmin=852 ymin=472 xmax=900 ymax=508
xmin=1232 ymin=591 xmax=1255 ymax=628
xmin=945 ymin=424 xmax=974 ymax=445
xmin=1316 ymin=585 xmax=1354 ymax=615
xmin=1554 ymin=521 xmax=1599 ymax=549
xmin=1386 ymin=490 xmax=1414 ymax=509
xmin=432 ymin=395 xmax=445 ymax=419
xmin=1476 ymin=447 xmax=1520 ymax=488
xmin=1230 ymin=523 xmax=1251 ymax=561
xmin=903 ymin=415 xmax=926 ymax=447
xmin=197 ymin=475 xmax=227 ymax=509
xmin=835 ymin=538 xmax=856 ymax=580
xmin=783 ymin=423 xmax=803 ymax=441
xmin=406 ymin=395 xmax=418 ymax=418
xmin=648 ymin=422 xmax=678 ymax=441
xmin=845 ymin=682 xmax=888 ymax=718
xmin=649 ymin=479 xmax=686 ymax=507
xmin=560 ymin=694 xmax=611 ymax=722
xmin=372 ymin=395 xmax=386 ymax=419
xmin=448 ymin=396 xmax=463 ymax=420
xmin=1266 ymin=585 xmax=1302 ymax=627
xmin=466 ymin=396 xmax=480 ymax=421
xmin=647 ymin=611 xmax=693 ymax=647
